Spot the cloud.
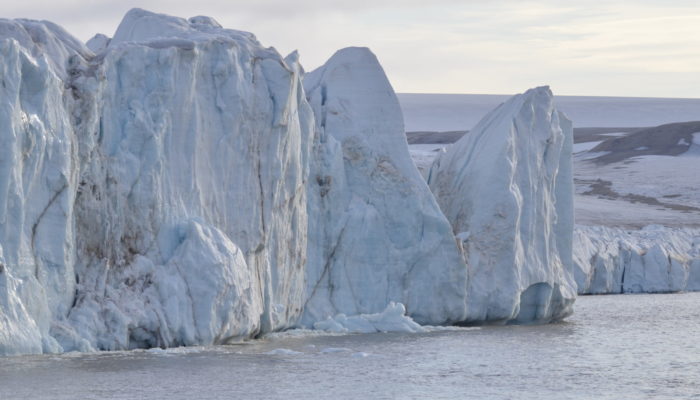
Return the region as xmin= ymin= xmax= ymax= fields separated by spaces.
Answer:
xmin=2 ymin=0 xmax=698 ymax=97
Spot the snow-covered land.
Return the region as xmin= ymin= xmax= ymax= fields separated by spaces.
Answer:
xmin=427 ymin=87 xmax=577 ymax=323
xmin=0 ymin=9 xmax=583 ymax=356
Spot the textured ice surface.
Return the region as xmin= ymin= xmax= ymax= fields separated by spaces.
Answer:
xmin=302 ymin=47 xmax=468 ymax=326
xmin=64 ymin=8 xmax=314 ymax=350
xmin=574 ymin=225 xmax=700 ymax=294
xmin=0 ymin=9 xmax=314 ymax=354
xmin=428 ymin=87 xmax=576 ymax=323
xmin=0 ymin=19 xmax=89 ymax=355
xmin=0 ymin=11 xmax=468 ymax=355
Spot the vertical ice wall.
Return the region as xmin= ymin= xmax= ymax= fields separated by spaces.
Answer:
xmin=428 ymin=86 xmax=576 ymax=323
xmin=1 ymin=10 xmax=584 ymax=356
xmin=302 ymin=47 xmax=468 ymax=326
xmin=0 ymin=19 xmax=91 ymax=355
xmin=0 ymin=9 xmax=317 ymax=354
xmin=58 ymin=9 xmax=315 ymax=350
xmin=574 ymin=225 xmax=700 ymax=294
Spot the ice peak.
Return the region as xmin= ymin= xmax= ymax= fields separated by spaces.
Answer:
xmin=86 ymin=33 xmax=110 ymax=53
xmin=0 ymin=17 xmax=91 ymax=78
xmin=109 ymin=9 xmax=261 ymax=51
xmin=188 ymin=15 xmax=222 ymax=28
xmin=305 ymin=46 xmax=403 ymax=141
xmin=112 ymin=8 xmax=192 ymax=44
xmin=519 ymin=85 xmax=554 ymax=108
xmin=525 ymin=85 xmax=551 ymax=95
xmin=327 ymin=46 xmax=378 ymax=65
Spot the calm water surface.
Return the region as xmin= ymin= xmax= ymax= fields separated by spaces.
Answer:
xmin=1 ymin=293 xmax=699 ymax=399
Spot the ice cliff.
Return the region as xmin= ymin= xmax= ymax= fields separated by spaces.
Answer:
xmin=65 ymin=8 xmax=316 ymax=351
xmin=1 ymin=9 xmax=579 ymax=356
xmin=0 ymin=18 xmax=88 ymax=355
xmin=301 ymin=48 xmax=468 ymax=326
xmin=574 ymin=225 xmax=700 ymax=294
xmin=427 ymin=87 xmax=577 ymax=323
xmin=1 ymin=9 xmax=315 ymax=354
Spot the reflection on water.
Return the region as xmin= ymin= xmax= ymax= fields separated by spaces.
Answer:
xmin=1 ymin=293 xmax=699 ymax=400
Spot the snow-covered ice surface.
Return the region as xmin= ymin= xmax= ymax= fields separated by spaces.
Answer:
xmin=573 ymin=195 xmax=700 ymax=228
xmin=302 ymin=47 xmax=468 ymax=326
xmin=427 ymin=87 xmax=576 ymax=323
xmin=411 ymin=142 xmax=700 ymax=229
xmin=574 ymin=145 xmax=700 ymax=228
xmin=399 ymin=93 xmax=700 ymax=131
xmin=572 ymin=140 xmax=603 ymax=153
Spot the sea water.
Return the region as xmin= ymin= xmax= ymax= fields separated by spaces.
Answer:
xmin=1 ymin=293 xmax=699 ymax=399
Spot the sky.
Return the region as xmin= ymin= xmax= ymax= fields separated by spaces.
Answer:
xmin=3 ymin=0 xmax=699 ymax=98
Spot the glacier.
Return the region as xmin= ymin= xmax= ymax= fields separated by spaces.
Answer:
xmin=0 ymin=9 xmax=583 ymax=356
xmin=301 ymin=47 xmax=468 ymax=326
xmin=427 ymin=87 xmax=577 ymax=323
xmin=574 ymin=225 xmax=700 ymax=294
xmin=0 ymin=17 xmax=87 ymax=355
xmin=66 ymin=9 xmax=318 ymax=349
xmin=1 ymin=9 xmax=315 ymax=354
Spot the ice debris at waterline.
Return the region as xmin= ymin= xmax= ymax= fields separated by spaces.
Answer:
xmin=0 ymin=8 xmax=573 ymax=356
xmin=312 ymin=302 xmax=427 ymax=334
xmin=574 ymin=225 xmax=700 ymax=294
xmin=427 ymin=86 xmax=577 ymax=323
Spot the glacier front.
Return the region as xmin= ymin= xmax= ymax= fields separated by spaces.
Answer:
xmin=574 ymin=225 xmax=700 ymax=294
xmin=1 ymin=9 xmax=581 ymax=356
xmin=427 ymin=86 xmax=577 ymax=323
xmin=1 ymin=9 xmax=316 ymax=354
xmin=302 ymin=47 xmax=468 ymax=326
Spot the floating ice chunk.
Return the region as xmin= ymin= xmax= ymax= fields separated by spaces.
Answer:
xmin=264 ymin=348 xmax=303 ymax=355
xmin=320 ymin=347 xmax=352 ymax=353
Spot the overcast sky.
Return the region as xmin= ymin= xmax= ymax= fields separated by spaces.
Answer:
xmin=4 ymin=0 xmax=699 ymax=98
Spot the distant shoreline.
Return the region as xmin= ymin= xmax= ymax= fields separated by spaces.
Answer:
xmin=398 ymin=93 xmax=700 ymax=132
